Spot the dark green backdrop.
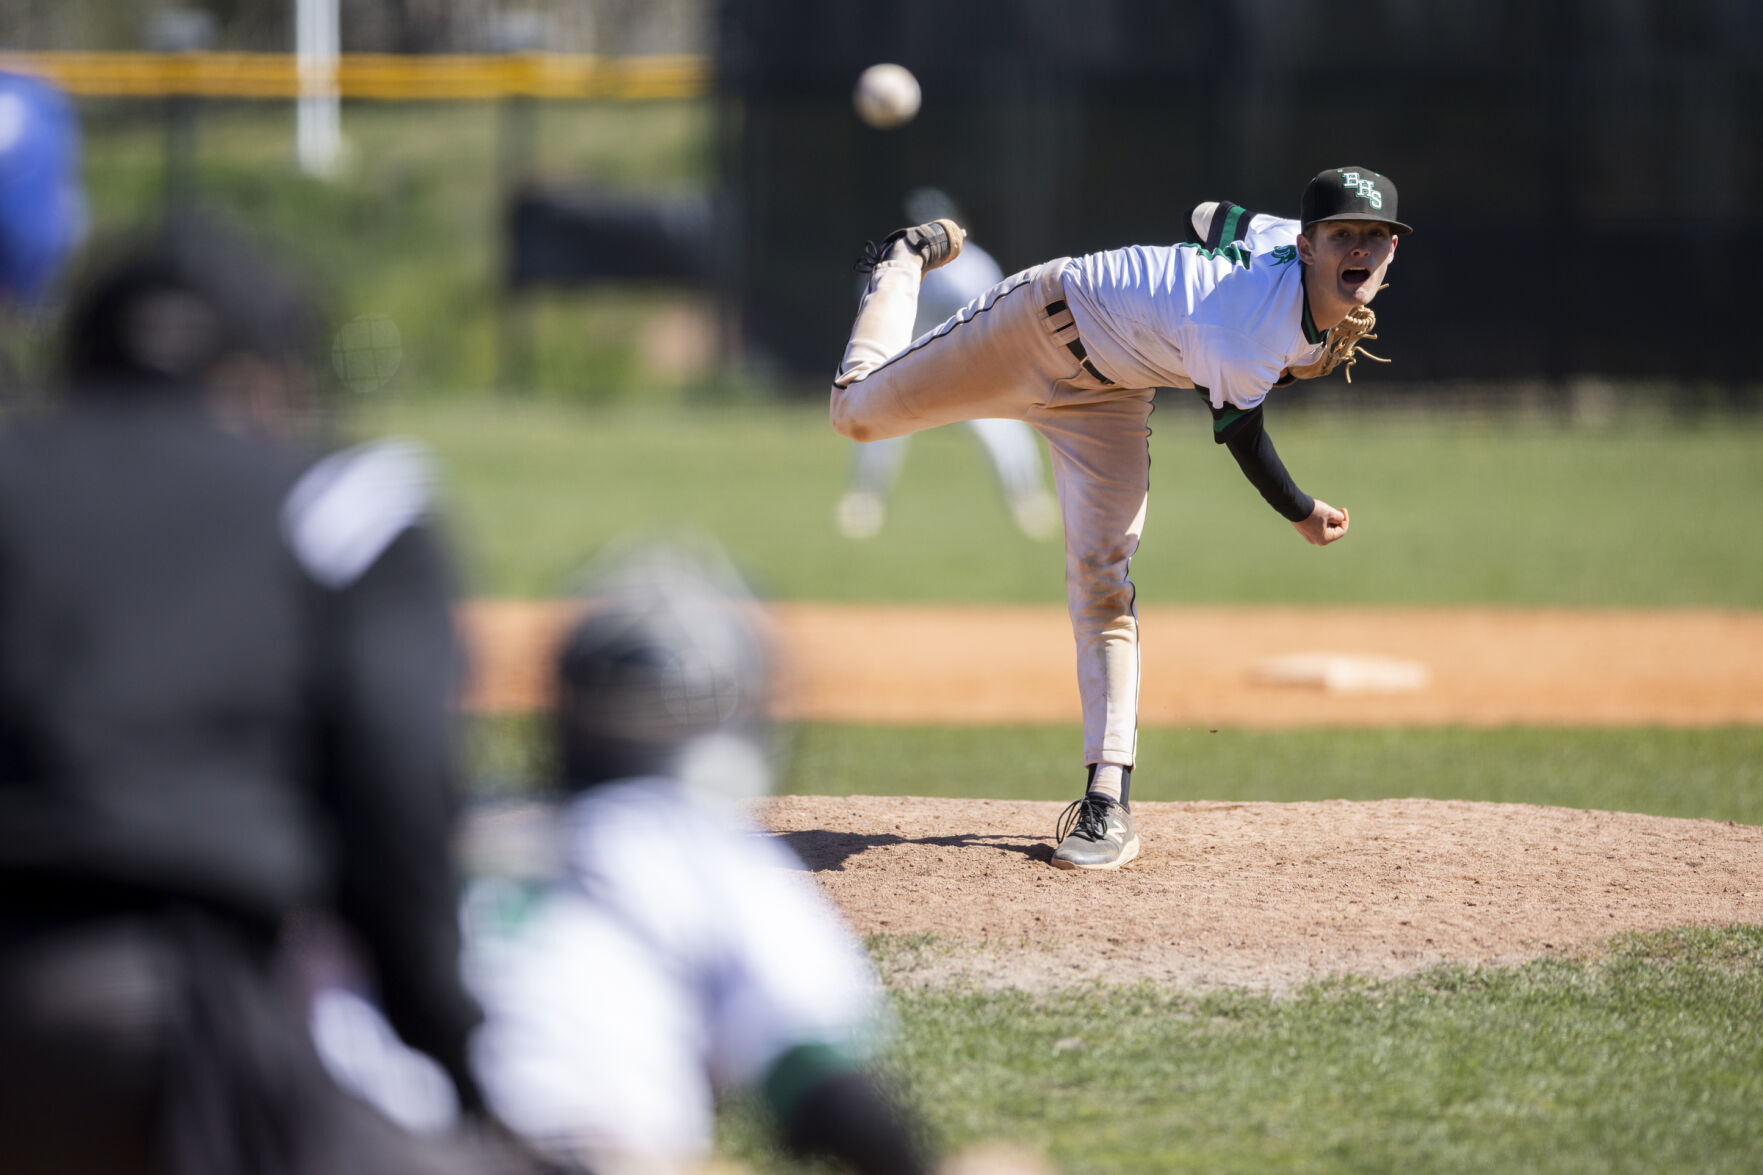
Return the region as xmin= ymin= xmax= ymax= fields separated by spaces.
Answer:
xmin=715 ymin=0 xmax=1762 ymax=390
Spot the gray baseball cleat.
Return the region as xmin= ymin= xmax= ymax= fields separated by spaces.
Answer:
xmin=1051 ymin=793 xmax=1139 ymax=870
xmin=854 ymin=218 xmax=964 ymax=274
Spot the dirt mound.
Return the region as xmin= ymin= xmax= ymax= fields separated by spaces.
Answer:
xmin=764 ymin=796 xmax=1763 ymax=991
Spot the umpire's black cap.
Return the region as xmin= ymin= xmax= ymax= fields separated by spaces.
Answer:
xmin=60 ymin=210 xmax=322 ymax=393
xmin=1301 ymin=167 xmax=1413 ymax=235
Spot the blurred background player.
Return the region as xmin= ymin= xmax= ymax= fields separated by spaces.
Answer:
xmin=835 ymin=189 xmax=1058 ymax=541
xmin=0 ymin=214 xmax=521 ymax=1175
xmin=452 ymin=537 xmax=931 ymax=1175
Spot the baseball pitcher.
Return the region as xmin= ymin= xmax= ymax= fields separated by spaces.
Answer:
xmin=831 ymin=167 xmax=1410 ymax=870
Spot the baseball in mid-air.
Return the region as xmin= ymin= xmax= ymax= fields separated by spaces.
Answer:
xmin=853 ymin=63 xmax=921 ymax=129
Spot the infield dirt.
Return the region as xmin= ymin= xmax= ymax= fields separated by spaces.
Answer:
xmin=461 ymin=601 xmax=1763 ymax=727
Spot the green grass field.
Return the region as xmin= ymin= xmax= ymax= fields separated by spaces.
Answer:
xmin=719 ymin=928 xmax=1763 ymax=1174
xmin=378 ymin=399 xmax=1763 ymax=606
xmin=782 ymin=724 xmax=1763 ymax=825
xmin=476 ymin=719 xmax=1763 ymax=827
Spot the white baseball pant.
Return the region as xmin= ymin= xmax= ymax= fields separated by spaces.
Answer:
xmin=832 ymin=255 xmax=1151 ymax=769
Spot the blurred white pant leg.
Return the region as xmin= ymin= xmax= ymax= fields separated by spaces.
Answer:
xmin=848 ymin=435 xmax=910 ymax=497
xmin=968 ymin=417 xmax=1059 ymax=539
xmin=965 ymin=417 xmax=1046 ymax=501
xmin=837 ymin=435 xmax=911 ymax=537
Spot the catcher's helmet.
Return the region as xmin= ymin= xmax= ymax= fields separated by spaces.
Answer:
xmin=555 ymin=537 xmax=776 ymax=797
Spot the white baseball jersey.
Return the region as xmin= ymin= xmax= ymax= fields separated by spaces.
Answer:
xmin=1060 ymin=217 xmax=1327 ymax=410
xmin=464 ymin=779 xmax=884 ymax=1167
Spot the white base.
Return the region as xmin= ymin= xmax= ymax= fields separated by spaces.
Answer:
xmin=1250 ymin=652 xmax=1431 ymax=694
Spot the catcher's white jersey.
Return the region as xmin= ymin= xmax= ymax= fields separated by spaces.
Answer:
xmin=464 ymin=779 xmax=884 ymax=1166
xmin=1061 ymin=217 xmax=1326 ymax=410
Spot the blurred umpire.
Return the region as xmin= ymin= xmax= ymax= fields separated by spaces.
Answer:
xmin=0 ymin=210 xmax=520 ymax=1174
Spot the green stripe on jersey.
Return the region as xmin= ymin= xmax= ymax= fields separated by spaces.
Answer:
xmin=1302 ymin=297 xmax=1323 ymax=344
xmin=1178 ymin=241 xmax=1252 ymax=267
xmin=1218 ymin=203 xmax=1245 ymax=245
xmin=1195 ymin=387 xmax=1251 ymax=436
xmin=1213 ymin=404 xmax=1251 ymax=435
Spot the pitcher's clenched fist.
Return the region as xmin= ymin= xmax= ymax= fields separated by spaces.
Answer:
xmin=1293 ymin=498 xmax=1350 ymax=546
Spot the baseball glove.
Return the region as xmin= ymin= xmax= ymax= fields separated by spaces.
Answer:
xmin=1286 ymin=301 xmax=1390 ymax=383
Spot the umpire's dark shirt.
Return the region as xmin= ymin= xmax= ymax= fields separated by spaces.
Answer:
xmin=0 ymin=393 xmax=481 ymax=1079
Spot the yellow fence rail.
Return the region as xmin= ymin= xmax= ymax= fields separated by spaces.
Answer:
xmin=0 ymin=52 xmax=711 ymax=101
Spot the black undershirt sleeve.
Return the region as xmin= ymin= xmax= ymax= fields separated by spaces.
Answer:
xmin=1204 ymin=394 xmax=1314 ymax=522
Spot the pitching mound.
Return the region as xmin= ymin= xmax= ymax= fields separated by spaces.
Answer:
xmin=764 ymin=796 xmax=1763 ymax=991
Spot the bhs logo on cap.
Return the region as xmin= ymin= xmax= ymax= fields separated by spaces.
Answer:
xmin=1340 ymin=171 xmax=1384 ymax=210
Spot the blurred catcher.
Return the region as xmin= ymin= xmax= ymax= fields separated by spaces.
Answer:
xmin=319 ymin=538 xmax=934 ymax=1175
xmin=831 ymin=167 xmax=1410 ymax=870
xmin=467 ymin=538 xmax=931 ymax=1175
xmin=0 ymin=215 xmax=536 ymax=1175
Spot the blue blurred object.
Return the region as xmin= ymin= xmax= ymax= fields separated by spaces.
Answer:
xmin=0 ymin=71 xmax=85 ymax=303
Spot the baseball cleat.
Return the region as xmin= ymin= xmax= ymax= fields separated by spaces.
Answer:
xmin=1050 ymin=793 xmax=1139 ymax=870
xmin=854 ymin=218 xmax=965 ymax=274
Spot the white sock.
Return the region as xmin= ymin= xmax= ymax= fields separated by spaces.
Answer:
xmin=1087 ymin=763 xmax=1125 ymax=803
